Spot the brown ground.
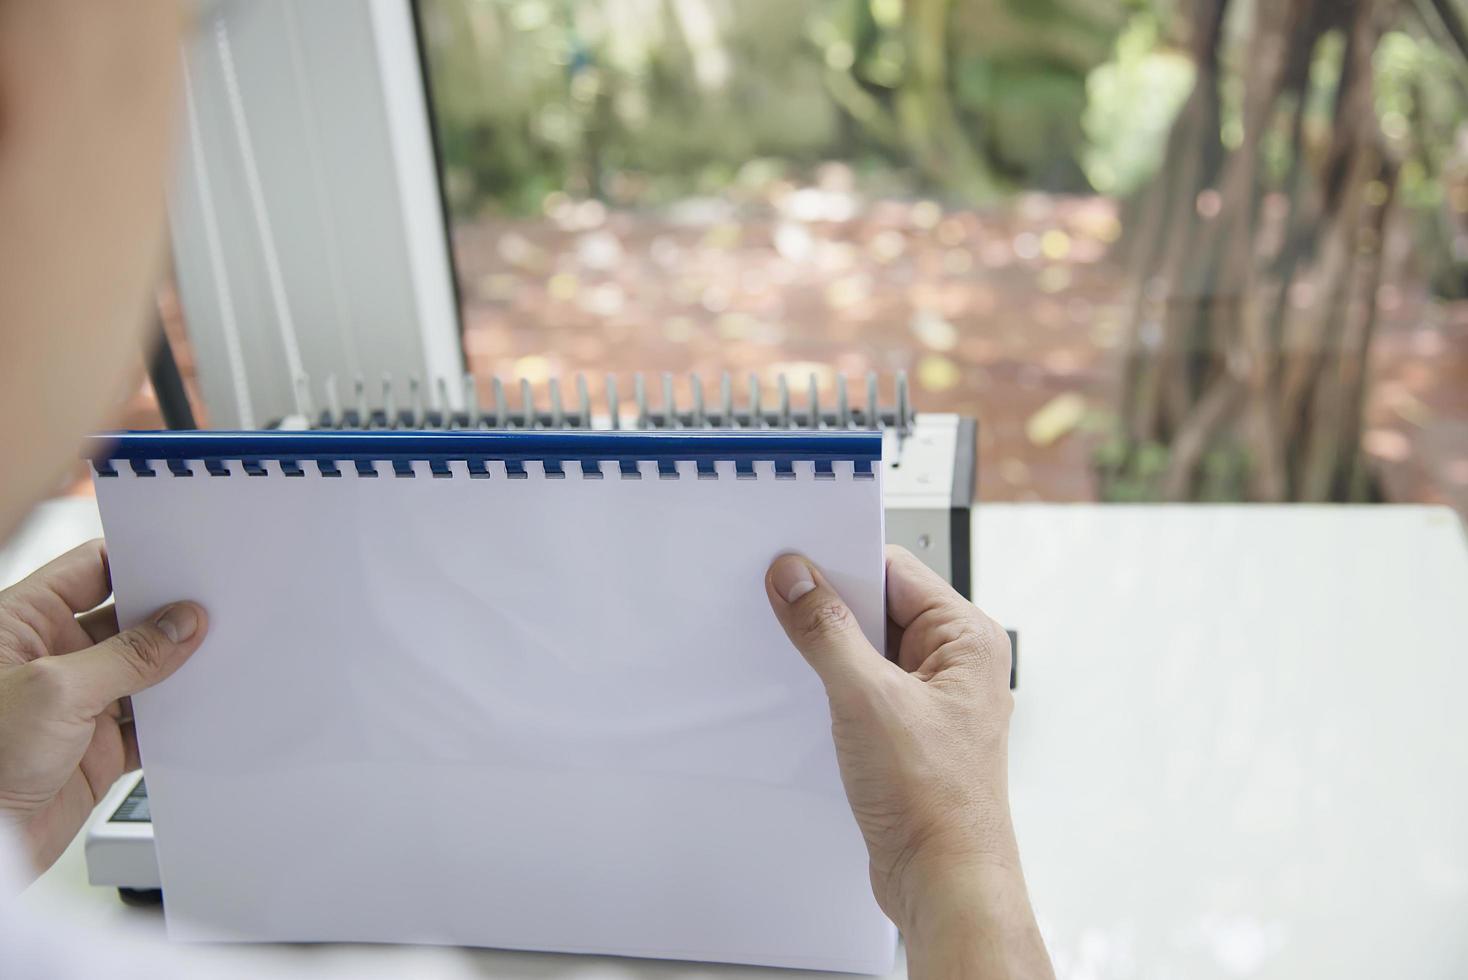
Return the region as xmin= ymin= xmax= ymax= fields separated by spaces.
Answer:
xmin=89 ymin=187 xmax=1468 ymax=518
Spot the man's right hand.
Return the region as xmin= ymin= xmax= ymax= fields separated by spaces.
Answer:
xmin=765 ymin=545 xmax=1052 ymax=980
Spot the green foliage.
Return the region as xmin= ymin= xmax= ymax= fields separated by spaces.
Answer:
xmin=1094 ymin=438 xmax=1170 ymax=501
xmin=1374 ymin=29 xmax=1465 ymax=210
xmin=945 ymin=0 xmax=1129 ymax=188
xmin=423 ymin=0 xmax=855 ymax=214
xmin=1096 ymin=437 xmax=1249 ymax=503
xmin=1081 ymin=14 xmax=1194 ymax=195
xmin=1197 ymin=444 xmax=1250 ymax=502
xmin=419 ymin=0 xmax=1135 ymax=214
xmin=1373 ymin=28 xmax=1468 ymax=296
xmin=420 ymin=0 xmax=1468 ymax=308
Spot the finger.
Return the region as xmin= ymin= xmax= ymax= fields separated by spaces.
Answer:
xmin=885 ymin=546 xmax=1008 ymax=678
xmin=884 ymin=545 xmax=974 ymax=631
xmin=79 ymin=717 xmax=127 ymax=805
xmin=765 ymin=554 xmax=891 ymax=696
xmin=47 ymin=601 xmax=208 ymax=715
xmin=7 ymin=539 xmax=112 ymax=614
xmin=77 ymin=603 xmax=120 ymax=645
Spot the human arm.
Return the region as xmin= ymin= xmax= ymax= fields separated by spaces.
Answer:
xmin=765 ymin=545 xmax=1052 ymax=980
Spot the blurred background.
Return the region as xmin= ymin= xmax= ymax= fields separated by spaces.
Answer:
xmin=127 ymin=0 xmax=1468 ymax=513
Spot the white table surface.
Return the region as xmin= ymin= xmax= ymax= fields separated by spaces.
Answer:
xmin=11 ymin=499 xmax=1468 ymax=978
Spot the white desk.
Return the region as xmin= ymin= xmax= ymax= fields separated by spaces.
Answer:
xmin=13 ymin=500 xmax=1468 ymax=978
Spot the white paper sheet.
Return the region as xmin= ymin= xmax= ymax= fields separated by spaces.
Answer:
xmin=93 ymin=450 xmax=895 ymax=974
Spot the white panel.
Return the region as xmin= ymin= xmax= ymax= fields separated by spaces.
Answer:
xmin=170 ymin=0 xmax=463 ymax=428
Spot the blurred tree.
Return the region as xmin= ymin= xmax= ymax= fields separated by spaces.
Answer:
xmin=821 ymin=0 xmax=1129 ymax=197
xmin=1102 ymin=0 xmax=1467 ymax=502
xmin=419 ymin=0 xmax=1134 ymax=211
xmin=949 ymin=0 xmax=1130 ymax=188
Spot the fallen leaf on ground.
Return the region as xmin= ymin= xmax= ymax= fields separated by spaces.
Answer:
xmin=1026 ymin=392 xmax=1087 ymax=446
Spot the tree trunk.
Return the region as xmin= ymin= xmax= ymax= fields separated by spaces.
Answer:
xmin=1102 ymin=0 xmax=1400 ymax=503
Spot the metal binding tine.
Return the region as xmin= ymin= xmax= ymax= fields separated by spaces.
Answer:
xmin=408 ymin=376 xmax=423 ymax=427
xmin=549 ymin=377 xmax=564 ymax=429
xmin=866 ymin=372 xmax=879 ymax=430
xmin=324 ymin=374 xmax=341 ymax=428
xmin=691 ymin=374 xmax=706 ymax=428
xmin=293 ymin=372 xmax=313 ymax=423
xmin=778 ymin=374 xmax=791 ymax=429
xmin=807 ymin=373 xmax=820 ymax=429
xmin=837 ymin=374 xmax=850 ymax=428
xmin=519 ymin=378 xmax=535 ymax=428
xmin=491 ymin=376 xmax=506 ymax=428
xmin=354 ymin=375 xmax=367 ymax=428
xmin=896 ymin=370 xmax=911 ymax=435
xmin=463 ymin=373 xmax=480 ymax=428
xmin=606 ymin=375 xmax=621 ymax=429
xmin=382 ymin=373 xmax=395 ymax=428
xmin=634 ymin=373 xmax=649 ymax=430
xmin=719 ymin=372 xmax=733 ymax=426
xmin=661 ymin=373 xmax=677 ymax=428
xmin=748 ymin=374 xmax=762 ymax=428
xmin=575 ymin=374 xmax=590 ymax=429
xmin=436 ymin=377 xmax=452 ymax=426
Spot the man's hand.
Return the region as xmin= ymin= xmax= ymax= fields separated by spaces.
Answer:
xmin=766 ymin=545 xmax=1052 ymax=980
xmin=0 ymin=540 xmax=206 ymax=878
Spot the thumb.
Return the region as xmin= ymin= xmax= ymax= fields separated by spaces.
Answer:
xmin=765 ymin=554 xmax=888 ymax=696
xmin=57 ymin=602 xmax=208 ymax=714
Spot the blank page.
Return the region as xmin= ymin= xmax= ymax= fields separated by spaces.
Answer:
xmin=91 ymin=431 xmax=895 ymax=974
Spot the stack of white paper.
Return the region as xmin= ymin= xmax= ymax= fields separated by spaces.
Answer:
xmin=93 ymin=432 xmax=894 ymax=973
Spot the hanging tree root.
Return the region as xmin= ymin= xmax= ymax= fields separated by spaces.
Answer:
xmin=1103 ymin=0 xmax=1401 ymax=503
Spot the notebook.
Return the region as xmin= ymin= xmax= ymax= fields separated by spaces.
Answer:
xmin=89 ymin=429 xmax=896 ymax=974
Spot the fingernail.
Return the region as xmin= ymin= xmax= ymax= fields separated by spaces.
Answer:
xmin=771 ymin=556 xmax=817 ymax=603
xmin=155 ymin=604 xmax=198 ymax=643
